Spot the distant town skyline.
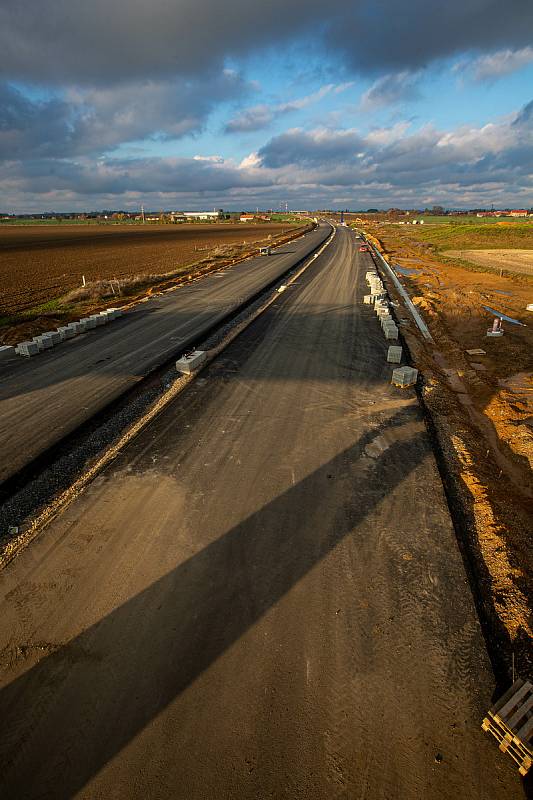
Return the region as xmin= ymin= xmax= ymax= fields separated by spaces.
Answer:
xmin=1 ymin=1 xmax=532 ymax=212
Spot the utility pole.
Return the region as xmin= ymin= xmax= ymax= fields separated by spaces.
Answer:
xmin=141 ymin=204 xmax=145 ymax=223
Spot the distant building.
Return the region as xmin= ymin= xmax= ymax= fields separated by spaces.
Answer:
xmin=240 ymin=214 xmax=255 ymax=222
xmin=510 ymin=209 xmax=529 ymax=217
xmin=178 ymin=210 xmax=224 ymax=221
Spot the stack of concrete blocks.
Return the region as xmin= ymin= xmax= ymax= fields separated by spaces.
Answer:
xmin=387 ymin=345 xmax=402 ymax=364
xmin=32 ymin=334 xmax=54 ymax=351
xmin=57 ymin=326 xmax=76 ymax=341
xmin=13 ymin=304 xmax=126 ymax=360
xmin=176 ymin=350 xmax=207 ymax=374
xmin=0 ymin=345 xmax=16 ymax=363
xmin=391 ymin=366 xmax=418 ymax=388
xmin=16 ymin=341 xmax=40 ymax=357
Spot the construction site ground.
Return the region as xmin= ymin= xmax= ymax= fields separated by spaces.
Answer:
xmin=364 ymin=224 xmax=533 ymax=684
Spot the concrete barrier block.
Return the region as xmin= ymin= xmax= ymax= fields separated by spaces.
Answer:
xmin=392 ymin=366 xmax=418 ymax=387
xmin=57 ymin=326 xmax=75 ymax=340
xmin=106 ymin=307 xmax=123 ymax=318
xmin=363 ymin=295 xmax=373 ymax=304
xmin=33 ymin=335 xmax=53 ymax=349
xmin=380 ymin=315 xmax=393 ymax=328
xmin=82 ymin=317 xmax=97 ymax=329
xmin=16 ymin=341 xmax=40 ymax=357
xmin=176 ymin=350 xmax=207 ymax=374
xmin=43 ymin=331 xmax=61 ymax=345
xmin=385 ymin=326 xmax=399 ymax=340
xmin=89 ymin=314 xmax=106 ymax=326
xmin=387 ymin=346 xmax=403 ymax=364
xmin=67 ymin=321 xmax=83 ymax=334
xmin=0 ymin=345 xmax=16 ymax=363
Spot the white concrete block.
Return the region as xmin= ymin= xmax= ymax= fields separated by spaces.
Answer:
xmin=57 ymin=326 xmax=75 ymax=340
xmin=82 ymin=317 xmax=97 ymax=329
xmin=43 ymin=331 xmax=61 ymax=345
xmin=363 ymin=294 xmax=373 ymax=304
xmin=67 ymin=321 xmax=83 ymax=334
xmin=486 ymin=330 xmax=504 ymax=337
xmin=33 ymin=335 xmax=53 ymax=349
xmin=106 ymin=307 xmax=123 ymax=318
xmin=391 ymin=366 xmax=418 ymax=387
xmin=0 ymin=345 xmax=16 ymax=362
xmin=384 ymin=326 xmax=399 ymax=340
xmin=89 ymin=314 xmax=106 ymax=326
xmin=77 ymin=320 xmax=90 ymax=332
xmin=176 ymin=350 xmax=207 ymax=374
xmin=387 ymin=345 xmax=403 ymax=364
xmin=16 ymin=341 xmax=40 ymax=357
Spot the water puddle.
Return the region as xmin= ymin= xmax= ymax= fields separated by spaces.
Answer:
xmin=493 ymin=290 xmax=513 ymax=296
xmin=395 ymin=265 xmax=422 ymax=276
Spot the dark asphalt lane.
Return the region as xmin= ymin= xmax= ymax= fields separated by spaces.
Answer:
xmin=0 ymin=226 xmax=523 ymax=799
xmin=0 ymin=223 xmax=329 ymax=484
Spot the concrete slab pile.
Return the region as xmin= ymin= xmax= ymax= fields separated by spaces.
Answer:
xmin=391 ymin=366 xmax=418 ymax=387
xmin=16 ymin=341 xmax=40 ymax=357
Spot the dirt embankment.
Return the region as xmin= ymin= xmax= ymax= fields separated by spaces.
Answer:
xmin=364 ymin=224 xmax=533 ymax=681
xmin=0 ymin=223 xmax=308 ymax=344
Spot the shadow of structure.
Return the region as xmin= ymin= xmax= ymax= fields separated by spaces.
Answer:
xmin=0 ymin=409 xmax=430 ymax=799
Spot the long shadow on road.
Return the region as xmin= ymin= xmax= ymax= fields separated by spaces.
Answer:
xmin=0 ymin=407 xmax=430 ymax=799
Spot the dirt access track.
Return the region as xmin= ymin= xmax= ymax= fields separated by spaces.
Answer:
xmin=363 ymin=223 xmax=533 ymax=685
xmin=0 ymin=222 xmax=300 ymax=315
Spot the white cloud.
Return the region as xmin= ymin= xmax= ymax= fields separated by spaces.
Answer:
xmin=360 ymin=71 xmax=421 ymax=110
xmin=455 ymin=46 xmax=533 ymax=82
xmin=225 ymin=83 xmax=352 ymax=133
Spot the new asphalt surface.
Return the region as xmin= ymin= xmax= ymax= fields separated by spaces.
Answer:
xmin=0 ymin=225 xmax=524 ymax=799
xmin=0 ymin=223 xmax=329 ymax=485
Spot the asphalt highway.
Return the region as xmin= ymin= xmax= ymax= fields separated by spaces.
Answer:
xmin=0 ymin=223 xmax=329 ymax=484
xmin=0 ymin=226 xmax=523 ymax=799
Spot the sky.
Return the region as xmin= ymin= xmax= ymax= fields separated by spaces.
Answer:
xmin=0 ymin=1 xmax=532 ymax=212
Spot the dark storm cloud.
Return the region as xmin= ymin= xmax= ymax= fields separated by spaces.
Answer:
xmin=326 ymin=0 xmax=533 ymax=75
xmin=0 ymin=155 xmax=270 ymax=196
xmin=258 ymin=129 xmax=366 ymax=168
xmin=0 ymin=73 xmax=249 ymax=159
xmin=1 ymin=1 xmax=532 ymax=85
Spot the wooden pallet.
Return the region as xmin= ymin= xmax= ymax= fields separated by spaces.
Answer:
xmin=482 ymin=678 xmax=533 ymax=776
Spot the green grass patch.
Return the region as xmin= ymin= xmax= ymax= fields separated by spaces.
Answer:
xmin=0 ymin=298 xmax=73 ymax=328
xmin=409 ymin=222 xmax=533 ymax=250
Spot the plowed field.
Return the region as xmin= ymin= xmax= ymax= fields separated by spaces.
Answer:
xmin=0 ymin=223 xmax=298 ymax=314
